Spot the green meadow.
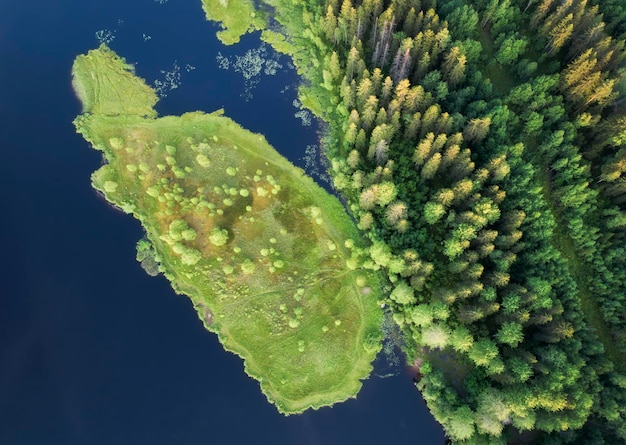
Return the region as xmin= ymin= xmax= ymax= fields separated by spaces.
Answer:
xmin=72 ymin=45 xmax=382 ymax=414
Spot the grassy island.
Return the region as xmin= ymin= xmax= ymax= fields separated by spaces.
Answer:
xmin=72 ymin=45 xmax=382 ymax=414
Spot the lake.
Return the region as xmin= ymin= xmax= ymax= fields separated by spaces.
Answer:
xmin=0 ymin=0 xmax=445 ymax=443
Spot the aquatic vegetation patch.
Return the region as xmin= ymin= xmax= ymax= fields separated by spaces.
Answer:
xmin=153 ymin=61 xmax=181 ymax=98
xmin=95 ymin=29 xmax=116 ymax=45
xmin=216 ymin=43 xmax=284 ymax=100
xmin=72 ymin=45 xmax=383 ymax=414
xmin=302 ymin=144 xmax=330 ymax=185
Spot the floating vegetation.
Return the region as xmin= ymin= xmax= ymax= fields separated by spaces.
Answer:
xmin=185 ymin=64 xmax=196 ymax=72
xmin=154 ymin=0 xmax=168 ymax=4
xmin=294 ymin=110 xmax=312 ymax=126
xmin=216 ymin=43 xmax=283 ymax=100
xmin=95 ymin=29 xmax=116 ymax=45
xmin=234 ymin=47 xmax=265 ymax=79
xmin=263 ymin=58 xmax=282 ymax=75
xmin=302 ymin=144 xmax=330 ymax=185
xmin=216 ymin=52 xmax=230 ymax=70
xmin=375 ymin=310 xmax=404 ymax=378
xmin=292 ymin=99 xmax=312 ymax=126
xmin=153 ymin=61 xmax=181 ymax=98
xmin=142 ymin=33 xmax=152 ymax=42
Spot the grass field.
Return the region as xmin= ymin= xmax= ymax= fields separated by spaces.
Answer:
xmin=73 ymin=46 xmax=383 ymax=414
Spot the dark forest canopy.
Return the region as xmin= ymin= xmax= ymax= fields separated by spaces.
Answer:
xmin=199 ymin=0 xmax=626 ymax=443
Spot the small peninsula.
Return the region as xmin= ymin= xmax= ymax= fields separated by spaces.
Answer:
xmin=72 ymin=45 xmax=382 ymax=414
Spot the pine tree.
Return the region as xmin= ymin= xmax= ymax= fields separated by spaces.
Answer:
xmin=487 ymin=155 xmax=511 ymax=181
xmin=404 ymin=112 xmax=422 ymax=140
xmin=487 ymin=270 xmax=511 ymax=288
xmin=341 ymin=78 xmax=356 ymax=109
xmin=582 ymin=77 xmax=617 ymax=109
xmin=393 ymin=78 xmax=411 ymax=108
xmin=405 ymin=85 xmax=426 ymax=113
xmin=569 ymin=19 xmax=605 ymax=59
xmin=423 ymin=201 xmax=446 ymax=224
xmin=355 ymin=128 xmax=367 ymax=151
xmin=345 ymin=122 xmax=358 ymax=145
xmin=347 ymin=149 xmax=360 ymax=169
xmin=531 ymin=0 xmax=556 ymax=29
xmin=413 ymin=132 xmax=435 ymax=166
xmin=420 ymin=104 xmax=441 ymax=137
xmin=421 ymin=323 xmax=450 ymax=349
xmin=496 ymin=321 xmax=525 ymax=347
xmin=403 ymin=7 xmax=418 ymax=37
xmin=546 ymin=13 xmax=574 ymax=54
xmin=450 ymin=326 xmax=474 ymax=352
xmin=356 ymin=77 xmax=374 ymax=108
xmin=468 ymin=339 xmax=500 ymax=367
xmin=452 ymin=178 xmax=475 ymax=202
xmin=449 ymin=149 xmax=475 ymax=181
xmin=370 ymin=67 xmax=383 ymax=95
xmin=436 ymin=188 xmax=455 ymax=207
xmin=541 ymin=0 xmax=573 ymax=34
xmin=442 ymin=46 xmax=467 ymax=86
xmin=346 ymin=46 xmax=360 ymax=80
xmin=562 ymin=48 xmax=597 ymax=91
xmin=432 ymin=133 xmax=447 ymax=153
xmin=538 ymin=320 xmax=575 ymax=342
xmin=409 ymin=304 xmax=434 ymax=327
xmin=361 ymin=95 xmax=379 ymax=130
xmin=385 ymin=200 xmax=407 ymax=225
xmin=370 ymin=139 xmax=389 ymax=165
xmin=413 ymin=51 xmax=431 ymax=82
xmin=440 ymin=144 xmax=460 ymax=171
xmin=421 ymin=152 xmax=442 ymax=180
xmin=324 ymin=5 xmax=338 ymax=42
xmin=374 ymin=107 xmax=388 ymax=126
xmin=463 ymin=117 xmax=491 ymax=142
xmin=380 ymin=75 xmax=394 ymax=106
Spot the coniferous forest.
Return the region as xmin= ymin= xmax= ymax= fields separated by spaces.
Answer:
xmin=205 ymin=0 xmax=626 ymax=442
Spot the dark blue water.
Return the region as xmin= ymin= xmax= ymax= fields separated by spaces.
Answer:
xmin=0 ymin=0 xmax=445 ymax=443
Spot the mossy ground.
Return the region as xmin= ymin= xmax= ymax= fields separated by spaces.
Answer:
xmin=73 ymin=46 xmax=383 ymax=414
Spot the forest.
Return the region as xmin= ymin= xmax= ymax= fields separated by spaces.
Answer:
xmin=199 ymin=0 xmax=626 ymax=442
